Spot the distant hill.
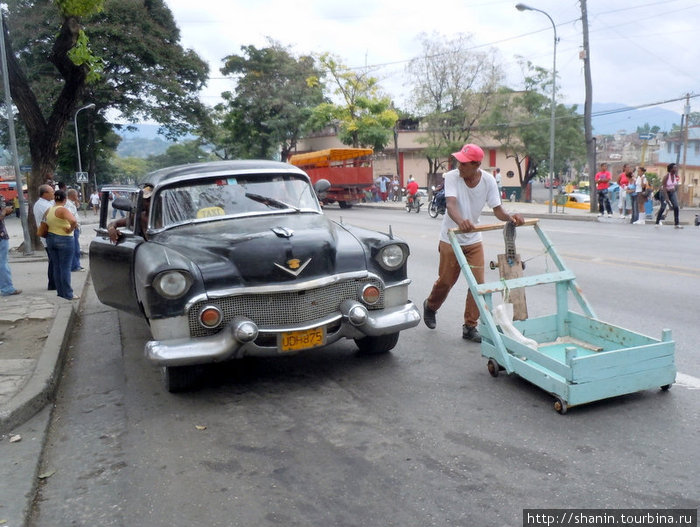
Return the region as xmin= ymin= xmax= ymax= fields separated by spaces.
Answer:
xmin=113 ymin=123 xmax=183 ymax=158
xmin=117 ymin=136 xmax=172 ymax=158
xmin=587 ymin=103 xmax=681 ymax=135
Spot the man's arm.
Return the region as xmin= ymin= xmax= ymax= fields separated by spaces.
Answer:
xmin=107 ymin=217 xmax=129 ymax=243
xmin=493 ymin=205 xmax=524 ymax=226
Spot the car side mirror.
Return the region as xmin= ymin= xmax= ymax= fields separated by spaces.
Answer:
xmin=314 ymin=179 xmax=331 ymax=194
xmin=113 ymin=196 xmax=135 ymax=213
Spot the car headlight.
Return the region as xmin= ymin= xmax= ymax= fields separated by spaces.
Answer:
xmin=377 ymin=244 xmax=407 ymax=271
xmin=153 ymin=270 xmax=192 ymax=299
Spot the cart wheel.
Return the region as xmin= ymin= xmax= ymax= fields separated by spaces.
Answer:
xmin=489 ymin=260 xmax=497 ymax=270
xmin=487 ymin=359 xmax=500 ymax=377
xmin=554 ymin=397 xmax=568 ymax=414
xmin=660 ymin=384 xmax=672 ymax=391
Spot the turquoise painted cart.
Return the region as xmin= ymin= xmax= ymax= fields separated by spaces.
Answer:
xmin=449 ymin=220 xmax=676 ymax=414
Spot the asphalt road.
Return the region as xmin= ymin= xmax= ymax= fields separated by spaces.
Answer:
xmin=28 ymin=209 xmax=699 ymax=527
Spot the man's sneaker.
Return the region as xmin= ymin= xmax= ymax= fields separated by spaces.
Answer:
xmin=597 ymin=213 xmax=603 ymax=217
xmin=423 ymin=300 xmax=436 ymax=329
xmin=675 ymin=225 xmax=684 ymax=229
xmin=462 ymin=325 xmax=482 ymax=343
xmin=607 ymin=213 xmax=613 ymax=218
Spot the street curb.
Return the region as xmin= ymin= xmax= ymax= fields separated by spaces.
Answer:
xmin=0 ymin=278 xmax=87 ymax=435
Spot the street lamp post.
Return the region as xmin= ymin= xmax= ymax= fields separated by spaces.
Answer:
xmin=74 ymin=103 xmax=95 ymax=202
xmin=516 ymin=3 xmax=557 ymax=213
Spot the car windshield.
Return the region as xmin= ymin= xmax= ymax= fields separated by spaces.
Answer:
xmin=152 ymin=173 xmax=321 ymax=229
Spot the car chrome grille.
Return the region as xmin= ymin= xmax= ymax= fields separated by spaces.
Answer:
xmin=188 ymin=277 xmax=384 ymax=337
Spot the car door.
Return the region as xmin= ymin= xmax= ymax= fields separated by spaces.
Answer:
xmin=89 ymin=187 xmax=145 ymax=317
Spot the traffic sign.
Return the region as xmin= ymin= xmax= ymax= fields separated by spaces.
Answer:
xmin=20 ymin=165 xmax=31 ymax=172
xmin=638 ymin=133 xmax=655 ymax=140
xmin=75 ymin=171 xmax=89 ymax=183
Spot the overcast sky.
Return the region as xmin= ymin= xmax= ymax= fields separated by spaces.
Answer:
xmin=165 ymin=0 xmax=699 ymax=125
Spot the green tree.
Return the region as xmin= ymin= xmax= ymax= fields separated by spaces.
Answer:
xmin=636 ymin=123 xmax=661 ymax=135
xmin=3 ymin=0 xmax=208 ymax=246
xmin=308 ymin=53 xmax=398 ymax=151
xmin=405 ymin=32 xmax=503 ymax=175
xmin=483 ymin=60 xmax=585 ymax=190
xmin=147 ymin=140 xmax=214 ymax=170
xmin=110 ymin=155 xmax=151 ymax=183
xmin=215 ymin=41 xmax=324 ymax=160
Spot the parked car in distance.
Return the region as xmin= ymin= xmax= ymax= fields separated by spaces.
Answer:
xmin=89 ymin=161 xmax=421 ymax=392
xmin=566 ymin=192 xmax=590 ymax=203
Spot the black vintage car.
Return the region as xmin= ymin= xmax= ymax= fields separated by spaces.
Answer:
xmin=90 ymin=160 xmax=421 ymax=391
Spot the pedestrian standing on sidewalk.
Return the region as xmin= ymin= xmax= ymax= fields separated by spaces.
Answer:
xmin=595 ymin=163 xmax=613 ymax=217
xmin=626 ymin=167 xmax=639 ymax=224
xmin=45 ymin=190 xmax=79 ymax=300
xmin=422 ymin=143 xmax=524 ymax=343
xmin=494 ymin=168 xmax=503 ymax=198
xmin=616 ymin=165 xmax=630 ymax=218
xmin=0 ymin=196 xmax=21 ymax=296
xmin=634 ymin=167 xmax=649 ymax=224
xmin=33 ymin=184 xmax=56 ymax=291
xmin=655 ymin=163 xmax=682 ymax=229
xmin=66 ymin=188 xmax=85 ymax=271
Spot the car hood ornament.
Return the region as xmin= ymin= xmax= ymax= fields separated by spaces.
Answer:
xmin=274 ymin=257 xmax=312 ymax=277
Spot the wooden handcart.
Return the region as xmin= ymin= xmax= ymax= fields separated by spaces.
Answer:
xmin=449 ymin=219 xmax=676 ymax=414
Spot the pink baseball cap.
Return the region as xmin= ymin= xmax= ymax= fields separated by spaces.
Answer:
xmin=452 ymin=143 xmax=484 ymax=164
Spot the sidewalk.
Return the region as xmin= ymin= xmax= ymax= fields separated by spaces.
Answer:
xmin=0 ymin=213 xmax=99 ymax=434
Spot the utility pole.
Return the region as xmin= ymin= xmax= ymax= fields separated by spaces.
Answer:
xmin=0 ymin=13 xmax=32 ymax=255
xmin=681 ymin=94 xmax=690 ymax=190
xmin=579 ymin=0 xmax=595 ymax=213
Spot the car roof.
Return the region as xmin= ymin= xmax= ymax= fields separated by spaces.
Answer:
xmin=140 ymin=160 xmax=309 ymax=188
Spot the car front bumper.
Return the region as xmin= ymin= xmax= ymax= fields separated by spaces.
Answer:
xmin=144 ymin=300 xmax=421 ymax=366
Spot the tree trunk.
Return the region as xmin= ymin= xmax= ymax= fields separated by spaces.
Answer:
xmin=3 ymin=14 xmax=87 ymax=249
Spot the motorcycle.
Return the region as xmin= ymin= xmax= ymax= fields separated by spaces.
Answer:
xmin=405 ymin=191 xmax=422 ymax=213
xmin=428 ymin=186 xmax=446 ymax=218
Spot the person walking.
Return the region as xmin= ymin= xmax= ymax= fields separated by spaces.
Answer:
xmin=422 ymin=143 xmax=524 ymax=343
xmin=391 ymin=176 xmax=400 ymax=202
xmin=65 ymin=188 xmax=85 ymax=271
xmin=45 ymin=189 xmax=79 ymax=300
xmin=595 ymin=163 xmax=613 ymax=217
xmin=33 ymin=184 xmax=56 ymax=291
xmin=90 ymin=189 xmax=100 ymax=215
xmin=655 ymin=163 xmax=682 ymax=229
xmin=0 ymin=196 xmax=21 ymax=296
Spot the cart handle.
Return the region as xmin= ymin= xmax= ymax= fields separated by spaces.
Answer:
xmin=450 ymin=218 xmax=539 ymax=234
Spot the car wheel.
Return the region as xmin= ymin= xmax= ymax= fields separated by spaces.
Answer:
xmin=338 ymin=201 xmax=352 ymax=209
xmin=354 ymin=332 xmax=399 ymax=354
xmin=161 ymin=365 xmax=201 ymax=393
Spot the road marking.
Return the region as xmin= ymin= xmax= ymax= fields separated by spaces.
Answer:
xmin=676 ymin=373 xmax=700 ymax=390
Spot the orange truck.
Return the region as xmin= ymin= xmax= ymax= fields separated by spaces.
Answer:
xmin=0 ymin=179 xmax=18 ymax=205
xmin=288 ymin=148 xmax=373 ymax=209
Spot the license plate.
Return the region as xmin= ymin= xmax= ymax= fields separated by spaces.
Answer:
xmin=280 ymin=327 xmax=326 ymax=352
